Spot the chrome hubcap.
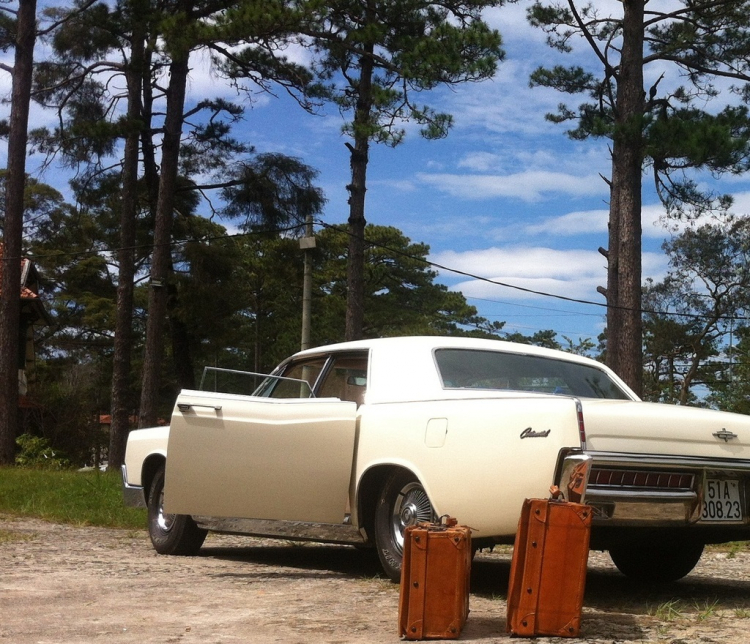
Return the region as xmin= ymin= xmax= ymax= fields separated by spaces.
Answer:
xmin=391 ymin=482 xmax=434 ymax=555
xmin=156 ymin=488 xmax=175 ymax=532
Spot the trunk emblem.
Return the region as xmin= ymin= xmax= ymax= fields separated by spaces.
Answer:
xmin=520 ymin=427 xmax=551 ymax=438
xmin=713 ymin=428 xmax=738 ymax=442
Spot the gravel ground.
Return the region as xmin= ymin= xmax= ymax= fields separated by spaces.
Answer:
xmin=3 ymin=514 xmax=750 ymax=643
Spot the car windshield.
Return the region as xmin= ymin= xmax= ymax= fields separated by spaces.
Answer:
xmin=435 ymin=349 xmax=630 ymax=400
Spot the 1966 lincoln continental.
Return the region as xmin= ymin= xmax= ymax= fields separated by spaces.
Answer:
xmin=122 ymin=336 xmax=750 ymax=582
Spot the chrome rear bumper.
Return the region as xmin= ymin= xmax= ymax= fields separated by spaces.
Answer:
xmin=559 ymin=451 xmax=750 ymax=528
xmin=121 ymin=465 xmax=147 ymax=509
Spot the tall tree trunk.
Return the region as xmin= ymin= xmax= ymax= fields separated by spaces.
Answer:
xmin=109 ymin=7 xmax=145 ymax=470
xmin=138 ymin=51 xmax=189 ymax=427
xmin=167 ymin=266 xmax=195 ymax=390
xmin=140 ymin=43 xmax=159 ymax=214
xmin=606 ymin=0 xmax=644 ymax=397
xmin=0 ymin=0 xmax=36 ymax=465
xmin=344 ymin=44 xmax=374 ymax=342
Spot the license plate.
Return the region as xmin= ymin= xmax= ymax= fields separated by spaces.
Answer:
xmin=700 ymin=479 xmax=743 ymax=522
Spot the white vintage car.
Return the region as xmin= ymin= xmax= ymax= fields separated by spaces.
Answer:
xmin=122 ymin=336 xmax=750 ymax=583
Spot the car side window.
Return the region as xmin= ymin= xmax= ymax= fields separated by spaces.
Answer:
xmin=266 ymin=358 xmax=326 ymax=398
xmin=316 ymin=354 xmax=368 ymax=406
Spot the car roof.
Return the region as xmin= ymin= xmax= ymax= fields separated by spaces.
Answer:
xmin=293 ymin=335 xmax=601 ymax=368
xmin=287 ymin=336 xmax=636 ymax=404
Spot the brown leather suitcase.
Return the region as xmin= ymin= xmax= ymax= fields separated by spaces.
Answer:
xmin=398 ymin=517 xmax=471 ymax=640
xmin=506 ymin=498 xmax=592 ymax=638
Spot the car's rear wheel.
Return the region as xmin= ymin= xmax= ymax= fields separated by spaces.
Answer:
xmin=609 ymin=539 xmax=704 ymax=583
xmin=374 ymin=470 xmax=436 ymax=582
xmin=147 ymin=464 xmax=207 ymax=555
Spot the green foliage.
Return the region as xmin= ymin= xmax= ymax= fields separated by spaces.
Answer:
xmin=207 ymin=0 xmax=324 ymax=110
xmin=642 ymin=219 xmax=750 ymax=405
xmin=204 ymin=224 xmax=511 ymax=374
xmin=0 ymin=171 xmax=68 ymax=240
xmin=504 ymin=328 xmax=561 ymax=350
xmin=0 ymin=468 xmax=146 ymax=529
xmin=305 ymin=0 xmax=506 ymax=147
xmin=221 ymin=154 xmax=326 ymax=231
xmin=24 ymin=359 xmax=112 ymax=467
xmin=529 ymin=0 xmax=750 ymax=219
xmin=14 ymin=434 xmax=70 ymax=469
xmin=705 ymin=325 xmax=750 ymax=414
xmin=310 ymin=225 xmax=492 ymax=342
xmin=45 ymin=1 xmax=120 ymax=62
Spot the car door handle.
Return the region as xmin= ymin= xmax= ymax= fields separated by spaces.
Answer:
xmin=177 ymin=403 xmax=222 ymax=412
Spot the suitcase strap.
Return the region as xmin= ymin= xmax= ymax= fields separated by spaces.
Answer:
xmin=404 ymin=528 xmax=428 ymax=639
xmin=516 ymin=501 xmax=549 ymax=633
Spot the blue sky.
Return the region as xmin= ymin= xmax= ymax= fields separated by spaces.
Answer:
xmin=7 ymin=1 xmax=750 ymax=347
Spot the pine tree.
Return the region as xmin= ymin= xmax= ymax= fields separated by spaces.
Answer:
xmin=529 ymin=0 xmax=750 ymax=396
xmin=301 ymin=0 xmax=505 ymax=340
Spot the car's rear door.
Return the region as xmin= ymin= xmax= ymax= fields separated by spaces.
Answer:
xmin=164 ymin=389 xmax=357 ymax=524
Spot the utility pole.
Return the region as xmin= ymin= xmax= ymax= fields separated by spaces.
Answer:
xmin=300 ymin=213 xmax=315 ymax=350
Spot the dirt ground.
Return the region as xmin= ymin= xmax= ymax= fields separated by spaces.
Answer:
xmin=4 ymin=515 xmax=750 ymax=643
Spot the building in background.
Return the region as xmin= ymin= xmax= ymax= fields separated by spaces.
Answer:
xmin=0 ymin=245 xmax=51 ymax=400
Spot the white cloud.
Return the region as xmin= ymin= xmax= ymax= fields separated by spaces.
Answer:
xmin=443 ymin=61 xmax=562 ymax=138
xmin=416 ymin=170 xmax=606 ymax=201
xmin=370 ymin=178 xmax=417 ymax=192
xmin=431 ymin=245 xmax=667 ymax=302
xmin=523 ymin=209 xmax=609 ymax=236
xmin=434 ymin=246 xmax=603 ymax=279
xmin=521 ymin=202 xmax=673 ymax=239
xmin=729 ymin=191 xmax=750 ymax=214
xmin=458 ymin=152 xmax=502 ymax=171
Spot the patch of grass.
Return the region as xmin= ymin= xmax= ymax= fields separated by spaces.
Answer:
xmin=359 ymin=574 xmax=393 ymax=590
xmin=734 ymin=608 xmax=750 ymax=619
xmin=0 ymin=467 xmax=147 ymax=530
xmin=694 ymin=598 xmax=721 ymax=622
xmin=0 ymin=528 xmax=35 ymax=543
xmin=650 ymin=598 xmax=685 ymax=621
xmin=707 ymin=542 xmax=750 ymax=558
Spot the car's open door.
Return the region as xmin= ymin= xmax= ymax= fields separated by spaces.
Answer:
xmin=164 ymin=389 xmax=357 ymax=524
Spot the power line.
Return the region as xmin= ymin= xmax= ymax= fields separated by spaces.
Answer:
xmin=16 ymin=216 xmax=750 ymax=326
xmin=314 ymin=220 xmax=749 ymax=324
xmin=465 ymin=295 xmax=605 ymax=318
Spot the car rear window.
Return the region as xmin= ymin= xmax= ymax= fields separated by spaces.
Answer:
xmin=435 ymin=349 xmax=630 ymax=400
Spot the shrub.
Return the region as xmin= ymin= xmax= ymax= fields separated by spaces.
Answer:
xmin=15 ymin=434 xmax=71 ymax=469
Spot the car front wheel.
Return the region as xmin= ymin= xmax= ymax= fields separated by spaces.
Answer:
xmin=147 ymin=464 xmax=207 ymax=555
xmin=609 ymin=539 xmax=704 ymax=583
xmin=374 ymin=470 xmax=436 ymax=582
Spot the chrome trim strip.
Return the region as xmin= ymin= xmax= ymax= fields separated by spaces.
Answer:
xmin=589 ymin=500 xmax=696 ymax=524
xmin=193 ymin=516 xmax=368 ymax=545
xmin=586 ymin=451 xmax=750 ymax=472
xmin=121 ymin=465 xmax=147 ymax=508
xmin=587 ymin=488 xmax=697 ymax=502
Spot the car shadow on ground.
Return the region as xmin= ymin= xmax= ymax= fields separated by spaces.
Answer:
xmin=198 ymin=542 xmax=750 ymax=641
xmin=471 ymin=554 xmax=750 ymax=641
xmin=199 ymin=542 xmax=385 ymax=580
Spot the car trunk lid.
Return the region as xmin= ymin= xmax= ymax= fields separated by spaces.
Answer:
xmin=580 ymin=399 xmax=750 ymax=460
